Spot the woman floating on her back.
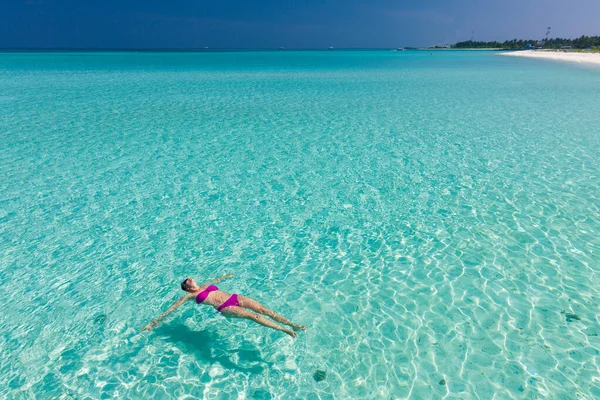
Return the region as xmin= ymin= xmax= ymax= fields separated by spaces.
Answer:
xmin=142 ymin=274 xmax=306 ymax=338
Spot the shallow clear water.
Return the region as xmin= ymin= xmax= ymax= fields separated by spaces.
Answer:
xmin=1 ymin=51 xmax=600 ymax=399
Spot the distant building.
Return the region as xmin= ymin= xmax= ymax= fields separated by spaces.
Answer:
xmin=438 ymin=44 xmax=452 ymax=49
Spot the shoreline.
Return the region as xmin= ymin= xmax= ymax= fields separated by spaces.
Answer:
xmin=501 ymin=50 xmax=600 ymax=66
xmin=421 ymin=48 xmax=502 ymax=51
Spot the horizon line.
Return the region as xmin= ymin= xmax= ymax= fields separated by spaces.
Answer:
xmin=0 ymin=47 xmax=416 ymax=51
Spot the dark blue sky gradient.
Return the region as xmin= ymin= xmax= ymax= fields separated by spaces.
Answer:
xmin=2 ymin=0 xmax=600 ymax=49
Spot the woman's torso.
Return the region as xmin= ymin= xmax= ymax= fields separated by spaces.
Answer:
xmin=194 ymin=285 xmax=231 ymax=308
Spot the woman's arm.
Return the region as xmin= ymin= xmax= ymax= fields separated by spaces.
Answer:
xmin=206 ymin=273 xmax=234 ymax=285
xmin=142 ymin=294 xmax=192 ymax=331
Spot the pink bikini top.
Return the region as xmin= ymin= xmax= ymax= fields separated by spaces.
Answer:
xmin=196 ymin=285 xmax=218 ymax=304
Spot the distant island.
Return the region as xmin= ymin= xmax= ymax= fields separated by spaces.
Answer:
xmin=449 ymin=35 xmax=600 ymax=50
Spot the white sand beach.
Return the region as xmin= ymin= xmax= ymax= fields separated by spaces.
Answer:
xmin=502 ymin=50 xmax=600 ymax=66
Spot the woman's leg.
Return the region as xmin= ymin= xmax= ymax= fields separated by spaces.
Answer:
xmin=237 ymin=296 xmax=307 ymax=330
xmin=221 ymin=306 xmax=297 ymax=338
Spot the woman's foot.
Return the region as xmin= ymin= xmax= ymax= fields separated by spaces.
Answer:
xmin=293 ymin=324 xmax=307 ymax=331
xmin=284 ymin=329 xmax=297 ymax=338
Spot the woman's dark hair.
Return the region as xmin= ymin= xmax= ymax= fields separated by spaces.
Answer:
xmin=181 ymin=278 xmax=190 ymax=290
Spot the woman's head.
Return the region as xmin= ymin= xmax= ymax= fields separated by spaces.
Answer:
xmin=181 ymin=277 xmax=199 ymax=292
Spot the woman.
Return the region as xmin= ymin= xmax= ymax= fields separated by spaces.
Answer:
xmin=142 ymin=274 xmax=306 ymax=338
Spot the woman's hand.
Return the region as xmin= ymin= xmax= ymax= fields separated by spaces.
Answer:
xmin=142 ymin=321 xmax=158 ymax=331
xmin=224 ymin=273 xmax=234 ymax=279
xmin=142 ymin=296 xmax=189 ymax=332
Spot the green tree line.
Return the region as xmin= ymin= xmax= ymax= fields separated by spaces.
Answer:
xmin=452 ymin=35 xmax=600 ymax=49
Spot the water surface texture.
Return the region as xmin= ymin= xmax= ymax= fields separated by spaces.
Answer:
xmin=1 ymin=51 xmax=600 ymax=399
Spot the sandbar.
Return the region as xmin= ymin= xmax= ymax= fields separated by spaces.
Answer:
xmin=501 ymin=50 xmax=600 ymax=66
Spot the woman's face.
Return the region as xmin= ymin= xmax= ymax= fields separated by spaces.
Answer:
xmin=182 ymin=278 xmax=198 ymax=292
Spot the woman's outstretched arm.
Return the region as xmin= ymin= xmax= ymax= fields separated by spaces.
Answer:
xmin=142 ymin=294 xmax=193 ymax=331
xmin=206 ymin=273 xmax=234 ymax=285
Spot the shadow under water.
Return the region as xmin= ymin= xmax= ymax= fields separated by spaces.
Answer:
xmin=156 ymin=324 xmax=271 ymax=374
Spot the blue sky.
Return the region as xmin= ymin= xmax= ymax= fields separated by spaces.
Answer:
xmin=2 ymin=0 xmax=600 ymax=48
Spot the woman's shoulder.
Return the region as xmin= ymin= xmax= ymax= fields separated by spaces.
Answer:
xmin=185 ymin=291 xmax=199 ymax=300
xmin=190 ymin=284 xmax=211 ymax=296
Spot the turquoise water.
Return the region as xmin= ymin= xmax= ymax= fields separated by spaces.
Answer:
xmin=1 ymin=51 xmax=600 ymax=399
